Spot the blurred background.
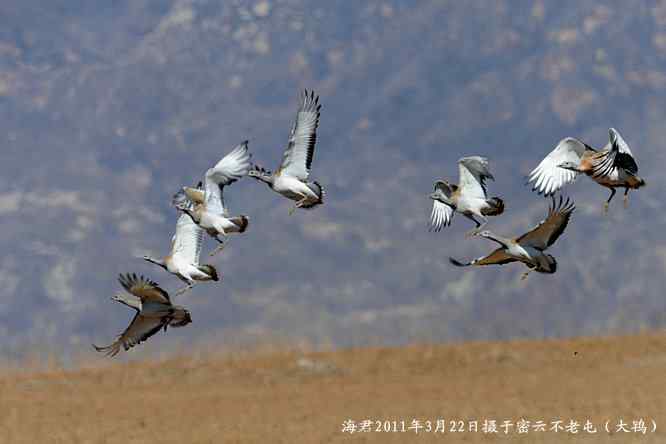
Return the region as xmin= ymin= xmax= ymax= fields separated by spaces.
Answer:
xmin=1 ymin=0 xmax=665 ymax=359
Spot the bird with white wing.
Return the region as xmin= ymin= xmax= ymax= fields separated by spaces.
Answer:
xmin=527 ymin=128 xmax=645 ymax=213
xmin=173 ymin=141 xmax=252 ymax=254
xmin=449 ymin=196 xmax=575 ymax=280
xmin=93 ymin=273 xmax=192 ymax=357
xmin=248 ymin=89 xmax=325 ymax=214
xmin=143 ymin=193 xmax=219 ymax=295
xmin=429 ymin=156 xmax=504 ymax=237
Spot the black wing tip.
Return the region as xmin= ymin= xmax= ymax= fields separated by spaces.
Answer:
xmin=300 ymin=88 xmax=321 ymax=110
xmin=118 ymin=273 xmax=158 ymax=292
xmin=550 ymin=194 xmax=575 ymax=213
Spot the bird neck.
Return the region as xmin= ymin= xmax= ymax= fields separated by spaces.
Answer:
xmin=256 ymin=173 xmax=273 ymax=186
xmin=437 ymin=194 xmax=454 ymax=206
xmin=183 ymin=208 xmax=199 ymax=222
xmin=482 ymin=232 xmax=510 ymax=248
xmin=116 ymin=294 xmax=142 ymax=310
xmin=145 ymin=256 xmax=166 ymax=270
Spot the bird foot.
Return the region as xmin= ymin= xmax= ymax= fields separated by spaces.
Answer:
xmin=602 ymin=202 xmax=609 ymax=215
xmin=209 ymin=243 xmax=225 ymax=257
xmin=174 ymin=284 xmax=194 ymax=296
xmin=623 ymin=195 xmax=629 ymax=209
xmin=465 ymin=228 xmax=480 ymax=239
xmin=520 ymin=271 xmax=530 ymax=281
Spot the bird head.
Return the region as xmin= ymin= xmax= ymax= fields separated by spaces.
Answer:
xmin=171 ymin=189 xmax=192 ymax=211
xmin=248 ymin=164 xmax=271 ymax=178
xmin=476 ymin=230 xmax=493 ymax=238
xmin=557 ymin=161 xmax=580 ymax=172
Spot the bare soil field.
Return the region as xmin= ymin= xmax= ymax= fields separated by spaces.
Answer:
xmin=2 ymin=333 xmax=666 ymax=443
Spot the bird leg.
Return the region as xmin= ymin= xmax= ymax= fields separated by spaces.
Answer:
xmin=623 ymin=188 xmax=629 ymax=209
xmin=174 ymin=283 xmax=195 ymax=296
xmin=464 ymin=215 xmax=485 ymax=239
xmin=603 ymin=188 xmax=616 ymax=215
xmin=209 ymin=238 xmax=228 ymax=257
xmin=289 ymin=197 xmax=309 ymax=215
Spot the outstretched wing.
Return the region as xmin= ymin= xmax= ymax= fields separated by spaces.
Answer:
xmin=204 ymin=141 xmax=252 ymax=216
xmin=527 ymin=138 xmax=587 ymax=196
xmin=172 ymin=212 xmax=204 ymax=266
xmin=93 ymin=313 xmax=167 ymax=357
xmin=590 ymin=128 xmax=638 ymax=178
xmin=449 ymin=248 xmax=517 ymax=267
xmin=277 ymin=89 xmax=321 ymax=180
xmin=517 ymin=196 xmax=575 ymax=250
xmin=458 ymin=156 xmax=493 ymax=200
xmin=429 ymin=181 xmax=455 ymax=232
xmin=118 ymin=273 xmax=171 ymax=304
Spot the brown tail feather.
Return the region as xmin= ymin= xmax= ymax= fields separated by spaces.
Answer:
xmin=481 ymin=197 xmax=504 ymax=216
xmin=198 ymin=264 xmax=219 ymax=281
xmin=232 ymin=215 xmax=249 ymax=233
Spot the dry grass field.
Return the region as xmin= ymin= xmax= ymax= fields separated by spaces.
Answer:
xmin=2 ymin=333 xmax=666 ymax=443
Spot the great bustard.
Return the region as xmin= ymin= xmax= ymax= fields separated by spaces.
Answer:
xmin=429 ymin=156 xmax=504 ymax=237
xmin=93 ymin=273 xmax=191 ymax=357
xmin=143 ymin=195 xmax=219 ymax=294
xmin=248 ymin=89 xmax=324 ymax=214
xmin=450 ymin=196 xmax=575 ymax=280
xmin=527 ymin=128 xmax=645 ymax=213
xmin=173 ymin=141 xmax=251 ymax=252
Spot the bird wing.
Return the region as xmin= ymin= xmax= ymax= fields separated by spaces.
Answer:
xmin=172 ymin=212 xmax=204 ymax=266
xmin=590 ymin=128 xmax=639 ymax=178
xmin=118 ymin=273 xmax=171 ymax=304
xmin=457 ymin=156 xmax=493 ymax=200
xmin=204 ymin=141 xmax=251 ymax=216
xmin=93 ymin=313 xmax=168 ymax=357
xmin=276 ymin=89 xmax=321 ymax=180
xmin=527 ymin=137 xmax=587 ymax=196
xmin=449 ymin=248 xmax=517 ymax=267
xmin=517 ymin=196 xmax=575 ymax=250
xmin=429 ymin=181 xmax=455 ymax=232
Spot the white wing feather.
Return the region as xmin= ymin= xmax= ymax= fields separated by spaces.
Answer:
xmin=172 ymin=213 xmax=204 ymax=266
xmin=204 ymin=141 xmax=251 ymax=216
xmin=527 ymin=138 xmax=586 ymax=196
xmin=277 ymin=90 xmax=321 ymax=180
xmin=458 ymin=156 xmax=492 ymax=200
xmin=429 ymin=200 xmax=454 ymax=232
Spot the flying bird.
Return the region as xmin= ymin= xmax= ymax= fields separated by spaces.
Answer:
xmin=173 ymin=141 xmax=251 ymax=252
xmin=527 ymin=128 xmax=645 ymax=213
xmin=450 ymin=196 xmax=575 ymax=280
xmin=142 ymin=198 xmax=219 ymax=294
xmin=93 ymin=273 xmax=192 ymax=357
xmin=429 ymin=156 xmax=504 ymax=237
xmin=248 ymin=89 xmax=325 ymax=214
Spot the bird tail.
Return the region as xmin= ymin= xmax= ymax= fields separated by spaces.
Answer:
xmin=481 ymin=197 xmax=504 ymax=216
xmin=301 ymin=181 xmax=325 ymax=209
xmin=231 ymin=215 xmax=249 ymax=233
xmin=449 ymin=257 xmax=471 ymax=267
xmin=198 ymin=264 xmax=219 ymax=281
